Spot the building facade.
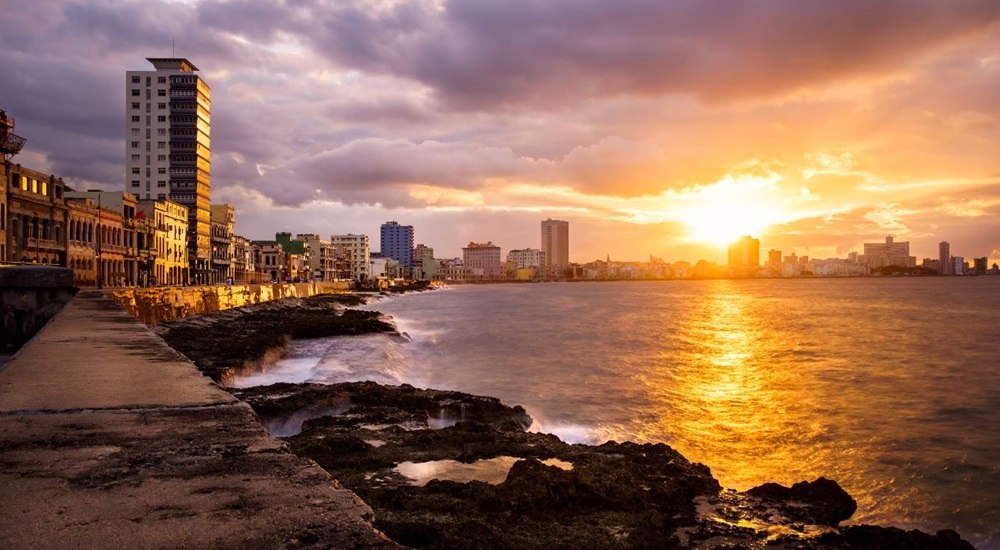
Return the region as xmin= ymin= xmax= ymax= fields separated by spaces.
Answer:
xmin=65 ymin=198 xmax=99 ymax=286
xmin=939 ymin=241 xmax=951 ymax=275
xmin=541 ymin=219 xmax=569 ymax=276
xmin=126 ymin=58 xmax=212 ymax=284
xmin=210 ymin=204 xmax=234 ymax=283
xmin=463 ymin=241 xmax=502 ymax=280
xmin=5 ymin=165 xmax=67 ymax=266
xmin=331 ymin=233 xmax=370 ymax=281
xmin=728 ymin=235 xmax=760 ymax=270
xmin=860 ymin=236 xmax=916 ymax=269
xmin=297 ymin=233 xmax=336 ymax=282
xmin=380 ymin=221 xmax=414 ymax=275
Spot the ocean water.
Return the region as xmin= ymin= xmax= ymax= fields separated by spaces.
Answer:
xmin=233 ymin=279 xmax=1000 ymax=548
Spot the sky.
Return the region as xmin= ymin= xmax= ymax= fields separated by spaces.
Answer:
xmin=2 ymin=0 xmax=999 ymax=264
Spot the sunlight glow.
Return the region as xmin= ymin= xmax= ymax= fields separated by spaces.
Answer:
xmin=671 ymin=173 xmax=787 ymax=246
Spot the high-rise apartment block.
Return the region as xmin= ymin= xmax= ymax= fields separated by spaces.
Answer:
xmin=939 ymin=241 xmax=951 ymax=275
xmin=728 ymin=235 xmax=760 ymax=267
xmin=541 ymin=219 xmax=569 ymax=273
xmin=331 ymin=234 xmax=371 ymax=281
xmin=380 ymin=221 xmax=414 ymax=273
xmin=126 ymin=58 xmax=212 ymax=283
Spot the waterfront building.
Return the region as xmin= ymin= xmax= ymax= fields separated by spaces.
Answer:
xmin=541 ymin=219 xmax=569 ymax=277
xmin=274 ymin=233 xmax=306 ymax=282
xmin=65 ymin=198 xmax=99 ymax=286
xmin=952 ymin=256 xmax=967 ymax=275
xmin=860 ymin=236 xmax=916 ymax=269
xmin=126 ymin=58 xmax=213 ymax=284
xmin=412 ymin=244 xmax=436 ymax=280
xmin=463 ymin=241 xmax=502 ymax=280
xmin=380 ymin=221 xmax=414 ymax=275
xmin=296 ymin=233 xmax=336 ymax=282
xmin=4 ymin=165 xmax=68 ymax=266
xmin=507 ymin=248 xmax=546 ymax=269
xmin=939 ymin=241 xmax=951 ymax=275
xmin=1 ymin=109 xmax=29 ymax=264
xmin=231 ymin=235 xmax=253 ymax=283
xmin=727 ymin=235 xmax=760 ymax=267
xmin=252 ymin=240 xmax=286 ymax=282
xmin=137 ymin=199 xmax=188 ymax=285
xmin=64 ymin=191 xmax=140 ymax=286
xmin=210 ymin=204 xmax=234 ymax=283
xmin=973 ymin=257 xmax=988 ymax=276
xmin=331 ymin=233 xmax=370 ymax=281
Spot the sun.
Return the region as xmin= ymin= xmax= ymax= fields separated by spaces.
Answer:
xmin=673 ymin=181 xmax=788 ymax=247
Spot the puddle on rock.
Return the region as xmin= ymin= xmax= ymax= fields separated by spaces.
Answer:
xmin=396 ymin=457 xmax=573 ymax=486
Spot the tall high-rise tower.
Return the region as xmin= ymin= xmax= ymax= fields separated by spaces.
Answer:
xmin=939 ymin=241 xmax=951 ymax=275
xmin=541 ymin=219 xmax=569 ymax=274
xmin=380 ymin=221 xmax=414 ymax=273
xmin=126 ymin=58 xmax=212 ymax=284
xmin=728 ymin=235 xmax=760 ymax=267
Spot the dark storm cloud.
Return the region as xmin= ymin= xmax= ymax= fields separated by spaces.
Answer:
xmin=305 ymin=0 xmax=1000 ymax=108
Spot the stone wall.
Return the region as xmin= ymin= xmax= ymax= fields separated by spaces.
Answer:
xmin=108 ymin=281 xmax=352 ymax=324
xmin=0 ymin=266 xmax=77 ymax=353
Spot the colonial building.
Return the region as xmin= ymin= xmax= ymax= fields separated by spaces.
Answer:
xmin=296 ymin=233 xmax=336 ymax=282
xmin=210 ymin=204 xmax=234 ymax=283
xmin=65 ymin=198 xmax=99 ymax=286
xmin=253 ymin=241 xmax=286 ymax=283
xmin=137 ymin=199 xmax=188 ymax=285
xmin=5 ymin=164 xmax=68 ymax=266
xmin=232 ymin=235 xmax=253 ymax=284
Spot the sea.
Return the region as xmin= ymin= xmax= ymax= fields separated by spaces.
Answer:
xmin=232 ymin=278 xmax=1000 ymax=548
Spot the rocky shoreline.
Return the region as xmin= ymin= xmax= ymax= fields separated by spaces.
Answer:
xmin=153 ymin=294 xmax=977 ymax=549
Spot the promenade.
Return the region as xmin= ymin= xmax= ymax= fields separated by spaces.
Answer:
xmin=0 ymin=290 xmax=399 ymax=549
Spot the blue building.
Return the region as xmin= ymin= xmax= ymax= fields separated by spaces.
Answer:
xmin=380 ymin=221 xmax=414 ymax=274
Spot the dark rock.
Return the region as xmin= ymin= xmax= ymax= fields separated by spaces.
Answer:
xmin=746 ymin=477 xmax=858 ymax=525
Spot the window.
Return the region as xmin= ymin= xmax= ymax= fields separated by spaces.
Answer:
xmin=131 ymin=102 xmax=140 ymax=109
xmin=157 ymin=168 xmax=166 ymax=174
xmin=131 ymin=89 xmax=140 ymax=96
xmin=131 ymin=116 xmax=140 ymax=122
xmin=157 ymin=76 xmax=166 ymax=84
xmin=131 ymin=76 xmax=141 ymax=84
xmin=158 ymin=194 xmax=166 ymax=200
xmin=157 ymin=116 xmax=166 ymax=122
xmin=157 ymin=129 xmax=166 ymax=136
xmin=41 ymin=182 xmax=48 ymax=196
xmin=131 ymin=128 xmax=140 ymax=136
xmin=158 ymin=103 xmax=166 ymax=110
xmin=131 ymin=180 xmax=140 ymax=187
xmin=132 ymin=168 xmax=141 ymax=174
xmin=158 ymin=181 xmax=166 ymax=187
xmin=157 ymin=155 xmax=167 ymax=161
xmin=157 ymin=89 xmax=166 ymax=96
xmin=131 ymin=141 xmax=139 ymax=148
xmin=157 ymin=142 xmax=165 ymax=149
xmin=131 ymin=154 xmax=140 ymax=162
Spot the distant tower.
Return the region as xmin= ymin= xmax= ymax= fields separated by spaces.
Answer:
xmin=380 ymin=221 xmax=414 ymax=274
xmin=728 ymin=236 xmax=760 ymax=267
xmin=126 ymin=58 xmax=212 ymax=284
xmin=939 ymin=241 xmax=951 ymax=275
xmin=541 ymin=219 xmax=569 ymax=274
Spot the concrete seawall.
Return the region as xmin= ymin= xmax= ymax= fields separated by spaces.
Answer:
xmin=107 ymin=281 xmax=353 ymax=324
xmin=0 ymin=290 xmax=400 ymax=549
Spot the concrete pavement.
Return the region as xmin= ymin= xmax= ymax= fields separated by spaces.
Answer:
xmin=0 ymin=290 xmax=401 ymax=549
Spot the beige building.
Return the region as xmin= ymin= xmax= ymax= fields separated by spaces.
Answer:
xmin=232 ymin=235 xmax=254 ymax=283
xmin=66 ymin=198 xmax=99 ymax=286
xmin=463 ymin=241 xmax=502 ymax=280
xmin=860 ymin=236 xmax=916 ymax=269
xmin=331 ymin=233 xmax=370 ymax=281
xmin=297 ymin=233 xmax=336 ymax=282
xmin=127 ymin=58 xmax=212 ymax=284
xmin=541 ymin=219 xmax=569 ymax=277
xmin=5 ymin=165 xmax=68 ymax=266
xmin=210 ymin=204 xmax=234 ymax=283
xmin=137 ymin=199 xmax=188 ymax=285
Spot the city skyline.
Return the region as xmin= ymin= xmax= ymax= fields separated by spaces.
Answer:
xmin=1 ymin=1 xmax=999 ymax=264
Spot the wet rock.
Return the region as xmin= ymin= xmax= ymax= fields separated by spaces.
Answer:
xmin=746 ymin=477 xmax=858 ymax=526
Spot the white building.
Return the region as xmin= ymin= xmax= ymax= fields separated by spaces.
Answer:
xmin=506 ymin=248 xmax=546 ymax=269
xmin=126 ymin=58 xmax=212 ymax=283
xmin=331 ymin=233 xmax=370 ymax=281
xmin=859 ymin=235 xmax=916 ymax=269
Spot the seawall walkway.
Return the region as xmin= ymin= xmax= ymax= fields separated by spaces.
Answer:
xmin=0 ymin=290 xmax=399 ymax=549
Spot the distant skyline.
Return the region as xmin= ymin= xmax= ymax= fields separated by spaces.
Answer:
xmin=1 ymin=1 xmax=998 ymax=263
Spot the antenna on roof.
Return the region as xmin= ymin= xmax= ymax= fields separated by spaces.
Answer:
xmin=172 ymin=38 xmax=175 ymax=57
